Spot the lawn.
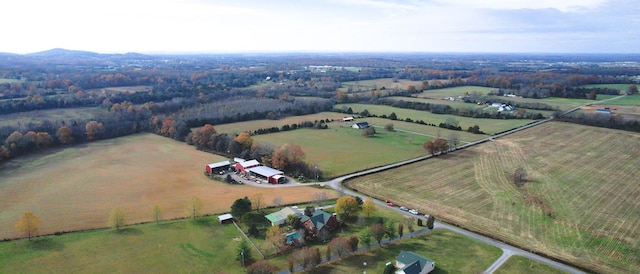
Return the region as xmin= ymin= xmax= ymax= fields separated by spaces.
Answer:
xmin=345 ymin=121 xmax=640 ymax=273
xmin=0 ymin=217 xmax=251 ymax=273
xmin=252 ymin=125 xmax=430 ymax=178
xmin=336 ymin=103 xmax=536 ymax=134
xmin=0 ymin=133 xmax=337 ymax=240
xmin=495 ymin=255 xmax=566 ymax=274
xmin=305 ymin=229 xmax=502 ymax=274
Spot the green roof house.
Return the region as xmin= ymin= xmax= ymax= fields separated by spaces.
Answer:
xmin=265 ymin=206 xmax=303 ymax=226
xmin=395 ymin=251 xmax=435 ymax=274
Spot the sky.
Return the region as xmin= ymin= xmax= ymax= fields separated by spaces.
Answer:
xmin=1 ymin=0 xmax=639 ymax=54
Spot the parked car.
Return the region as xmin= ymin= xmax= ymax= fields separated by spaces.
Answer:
xmin=409 ymin=209 xmax=419 ymax=215
xmin=386 ymin=200 xmax=394 ymax=206
xmin=399 ymin=206 xmax=408 ymax=211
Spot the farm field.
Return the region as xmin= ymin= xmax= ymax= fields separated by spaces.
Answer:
xmin=252 ymin=126 xmax=429 ymax=178
xmin=417 ymin=86 xmax=498 ymax=98
xmin=307 ymin=229 xmax=502 ymax=274
xmin=85 ymin=85 xmax=152 ymax=95
xmin=363 ymin=117 xmax=487 ymax=143
xmin=0 ymin=217 xmax=251 ymax=273
xmin=336 ymin=103 xmax=537 ymax=134
xmin=346 ymin=122 xmax=640 ymax=273
xmin=580 ymin=83 xmax=631 ymax=92
xmin=595 ymin=93 xmax=640 ymax=106
xmin=0 ymin=107 xmax=108 ymax=128
xmin=338 ymin=78 xmax=428 ymax=92
xmin=212 ymin=112 xmax=347 ymax=135
xmin=385 ymin=96 xmax=555 ymax=118
xmin=0 ymin=133 xmax=335 ymax=240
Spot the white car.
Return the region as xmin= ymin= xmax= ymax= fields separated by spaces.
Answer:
xmin=409 ymin=209 xmax=419 ymax=215
xmin=399 ymin=206 xmax=408 ymax=211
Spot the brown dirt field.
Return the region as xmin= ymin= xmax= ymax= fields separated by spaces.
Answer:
xmin=0 ymin=133 xmax=336 ymax=240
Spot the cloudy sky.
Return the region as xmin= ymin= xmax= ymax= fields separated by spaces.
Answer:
xmin=1 ymin=0 xmax=638 ymax=54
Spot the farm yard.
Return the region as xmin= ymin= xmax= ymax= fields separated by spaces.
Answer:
xmin=346 ymin=121 xmax=640 ymax=273
xmin=0 ymin=133 xmax=336 ymax=240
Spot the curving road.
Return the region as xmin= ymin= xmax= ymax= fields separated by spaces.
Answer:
xmin=248 ymin=96 xmax=628 ymax=273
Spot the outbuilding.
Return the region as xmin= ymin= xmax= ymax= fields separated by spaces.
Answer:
xmin=247 ymin=165 xmax=286 ymax=184
xmin=205 ymin=161 xmax=231 ymax=174
xmin=217 ymin=213 xmax=234 ymax=224
xmin=235 ymin=159 xmax=260 ymax=173
xmin=352 ymin=122 xmax=369 ymax=129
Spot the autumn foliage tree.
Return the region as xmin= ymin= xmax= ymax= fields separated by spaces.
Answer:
xmin=271 ymin=143 xmax=305 ymax=171
xmin=191 ymin=124 xmax=217 ymax=149
xmin=15 ymin=211 xmax=40 ymax=240
xmin=186 ymin=196 xmax=204 ymax=220
xmin=56 ymin=125 xmax=74 ymax=144
xmin=265 ymin=225 xmax=286 ymax=253
xmin=328 ymin=237 xmax=351 ymax=258
xmin=85 ymin=121 xmax=104 ymax=141
xmin=362 ymin=199 xmax=376 ymax=218
xmin=109 ymin=208 xmax=125 ymax=230
xmin=335 ymin=196 xmax=358 ymax=220
xmin=371 ymin=223 xmax=385 ymax=246
xmin=234 ymin=131 xmax=254 ymax=151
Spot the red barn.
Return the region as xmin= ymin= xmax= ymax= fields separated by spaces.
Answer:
xmin=205 ymin=161 xmax=231 ymax=174
xmin=234 ymin=159 xmax=260 ymax=173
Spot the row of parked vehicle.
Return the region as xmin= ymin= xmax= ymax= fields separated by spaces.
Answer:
xmin=386 ymin=200 xmax=429 ymax=218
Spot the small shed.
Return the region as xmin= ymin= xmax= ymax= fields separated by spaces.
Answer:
xmin=218 ymin=213 xmax=234 ymax=224
xmin=342 ymin=116 xmax=354 ymax=122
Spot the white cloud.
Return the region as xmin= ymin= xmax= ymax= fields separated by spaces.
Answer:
xmin=436 ymin=0 xmax=610 ymax=12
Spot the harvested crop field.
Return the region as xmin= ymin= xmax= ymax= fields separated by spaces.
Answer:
xmin=346 ymin=122 xmax=640 ymax=273
xmin=0 ymin=134 xmax=335 ymax=240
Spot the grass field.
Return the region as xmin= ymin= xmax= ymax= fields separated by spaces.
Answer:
xmin=0 ymin=217 xmax=250 ymax=273
xmin=0 ymin=133 xmax=336 ymax=240
xmin=252 ymin=125 xmax=430 ymax=178
xmin=416 ymin=86 xmax=498 ymax=98
xmin=346 ymin=122 xmax=640 ymax=273
xmin=86 ymin=85 xmax=152 ymax=95
xmin=580 ymin=83 xmax=631 ymax=92
xmin=495 ymin=256 xmax=566 ymax=274
xmin=212 ymin=112 xmax=347 ymax=135
xmin=336 ymin=103 xmax=536 ymax=134
xmin=0 ymin=107 xmax=108 ymax=128
xmin=306 ymin=229 xmax=502 ymax=274
xmin=338 ymin=78 xmax=428 ymax=93
xmin=385 ymin=96 xmax=555 ymax=118
xmin=0 ymin=78 xmax=23 ymax=84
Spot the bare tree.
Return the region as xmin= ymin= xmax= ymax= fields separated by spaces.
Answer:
xmin=447 ymin=132 xmax=460 ymax=150
xmin=513 ymin=167 xmax=527 ymax=187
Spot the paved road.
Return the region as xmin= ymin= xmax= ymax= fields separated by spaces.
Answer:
xmin=249 ymin=96 xmax=629 ymax=272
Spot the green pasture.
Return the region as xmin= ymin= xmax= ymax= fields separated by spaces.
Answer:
xmin=0 ymin=107 xmax=108 ymax=128
xmin=336 ymin=103 xmax=536 ymax=134
xmin=481 ymin=96 xmax=587 ymax=111
xmin=385 ymin=96 xmax=554 ymax=118
xmin=579 ymin=83 xmax=631 ymax=92
xmin=307 ymin=229 xmax=502 ymax=274
xmin=0 ymin=78 xmax=23 ymax=84
xmin=346 ymin=122 xmax=640 ymax=273
xmin=597 ymin=93 xmax=640 ymax=106
xmin=495 ymin=256 xmax=566 ymax=274
xmin=338 ymin=78 xmax=425 ymax=92
xmin=364 ymin=117 xmax=487 ymax=143
xmin=417 ymin=86 xmax=498 ymax=98
xmin=212 ymin=112 xmax=347 ymax=135
xmin=252 ymin=126 xmax=429 ymax=178
xmin=0 ymin=217 xmax=251 ymax=273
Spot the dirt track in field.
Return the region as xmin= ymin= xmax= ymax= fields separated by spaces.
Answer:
xmin=0 ymin=134 xmax=335 ymax=240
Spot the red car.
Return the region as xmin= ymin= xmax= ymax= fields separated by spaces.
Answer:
xmin=386 ymin=200 xmax=394 ymax=206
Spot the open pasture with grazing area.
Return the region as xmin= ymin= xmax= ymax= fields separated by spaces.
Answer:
xmin=0 ymin=133 xmax=335 ymax=240
xmin=252 ymin=125 xmax=430 ymax=178
xmin=0 ymin=107 xmax=108 ymax=128
xmin=416 ymin=86 xmax=498 ymax=99
xmin=338 ymin=78 xmax=427 ymax=92
xmin=336 ymin=103 xmax=537 ymax=134
xmin=346 ymin=122 xmax=640 ymax=273
xmin=212 ymin=112 xmax=347 ymax=135
xmin=0 ymin=217 xmax=250 ymax=273
xmin=385 ymin=96 xmax=555 ymax=118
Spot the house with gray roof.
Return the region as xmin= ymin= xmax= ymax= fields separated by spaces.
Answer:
xmin=395 ymin=250 xmax=435 ymax=274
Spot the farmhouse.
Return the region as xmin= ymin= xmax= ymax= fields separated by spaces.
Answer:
xmin=300 ymin=209 xmax=338 ymax=240
xmin=235 ymin=159 xmax=260 ymax=173
xmin=205 ymin=160 xmax=231 ymax=174
xmin=395 ymin=251 xmax=435 ymax=274
xmin=352 ymin=122 xmax=369 ymax=129
xmin=247 ymin=165 xmax=286 ymax=184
